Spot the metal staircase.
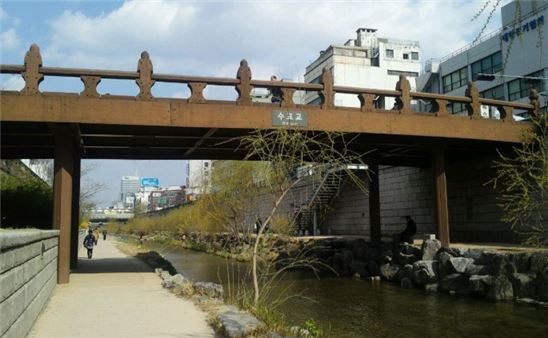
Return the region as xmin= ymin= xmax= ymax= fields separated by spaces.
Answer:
xmin=293 ymin=166 xmax=346 ymax=235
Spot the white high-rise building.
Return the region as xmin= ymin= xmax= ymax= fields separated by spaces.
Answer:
xmin=186 ymin=160 xmax=213 ymax=198
xmin=120 ymin=175 xmax=140 ymax=206
xmin=305 ymin=28 xmax=421 ymax=109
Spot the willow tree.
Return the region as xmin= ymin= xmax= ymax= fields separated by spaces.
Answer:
xmin=238 ymin=128 xmax=370 ymax=306
xmin=491 ymin=113 xmax=548 ymax=247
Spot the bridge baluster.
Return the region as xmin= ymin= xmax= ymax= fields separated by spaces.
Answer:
xmin=188 ymin=82 xmax=207 ymax=103
xmin=21 ymin=44 xmax=44 ymax=95
xmin=498 ymin=105 xmax=514 ymax=123
xmin=395 ymin=75 xmax=411 ymax=114
xmin=80 ymin=76 xmax=101 ymax=98
xmin=320 ymin=67 xmax=334 ymax=109
xmin=465 ymin=82 xmax=481 ymax=119
xmin=136 ymin=51 xmax=155 ymax=100
xmin=432 ymin=99 xmax=449 ymax=116
xmin=358 ymin=93 xmax=375 ymax=113
xmin=281 ymin=88 xmax=296 ymax=108
xmin=236 ymin=59 xmax=252 ymax=105
xmin=529 ymin=89 xmax=540 ymax=118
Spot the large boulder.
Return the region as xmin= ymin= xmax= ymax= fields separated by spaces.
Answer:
xmin=457 ymin=248 xmax=484 ymax=262
xmin=421 ymin=239 xmax=441 ymax=261
xmin=487 ymin=275 xmax=514 ymax=301
xmin=437 ymin=251 xmax=453 ymax=278
xmin=413 ymin=260 xmax=438 ymax=286
xmin=530 ymin=253 xmax=548 ymax=274
xmin=380 ymin=263 xmax=401 ymax=281
xmin=540 ymin=266 xmax=548 ymax=301
xmin=509 ymin=253 xmax=531 ymax=273
xmin=399 ymin=243 xmax=422 ymax=257
xmin=380 ymin=250 xmax=393 ymax=264
xmin=218 ymin=310 xmax=265 ymax=338
xmin=488 ymin=253 xmax=516 ymax=276
xmin=398 ymin=252 xmax=418 ymax=265
xmin=368 ymin=260 xmax=381 ymax=277
xmin=193 ymin=282 xmax=224 ymax=299
xmin=449 ymin=257 xmax=474 ymax=273
xmin=510 ymin=273 xmax=537 ymax=298
xmin=465 ymin=264 xmax=490 ymax=276
xmin=440 ymin=273 xmax=467 ymax=292
xmin=396 ymin=264 xmax=414 ymax=281
xmin=468 ymin=275 xmax=493 ymax=296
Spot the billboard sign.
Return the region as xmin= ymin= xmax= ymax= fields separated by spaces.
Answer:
xmin=141 ymin=177 xmax=160 ymax=187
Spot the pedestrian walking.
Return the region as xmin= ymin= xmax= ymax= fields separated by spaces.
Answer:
xmin=102 ymin=229 xmax=107 ymax=240
xmin=93 ymin=228 xmax=100 ymax=245
xmin=83 ymin=229 xmax=95 ymax=259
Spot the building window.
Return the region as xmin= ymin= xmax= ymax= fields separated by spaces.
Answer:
xmin=447 ymin=102 xmax=466 ymax=114
xmin=411 ymin=52 xmax=419 ymax=60
xmin=387 ymin=70 xmax=419 ymax=77
xmin=442 ymin=67 xmax=468 ymax=93
xmin=507 ymin=70 xmax=545 ymax=100
xmin=471 ymin=52 xmax=502 ymax=81
xmin=386 ymin=49 xmax=394 ymax=58
xmin=480 ymin=85 xmax=505 ymax=100
xmin=403 ymin=53 xmax=409 ymax=60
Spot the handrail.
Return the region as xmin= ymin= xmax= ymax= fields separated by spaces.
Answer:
xmin=0 ymin=44 xmax=539 ymax=120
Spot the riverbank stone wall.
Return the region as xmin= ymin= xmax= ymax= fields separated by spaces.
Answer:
xmin=0 ymin=229 xmax=59 ymax=338
xmin=170 ymin=232 xmax=548 ymax=305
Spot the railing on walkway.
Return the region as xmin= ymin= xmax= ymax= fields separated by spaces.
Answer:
xmin=0 ymin=44 xmax=540 ymax=123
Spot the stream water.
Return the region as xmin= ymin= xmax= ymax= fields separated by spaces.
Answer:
xmin=145 ymin=242 xmax=547 ymax=338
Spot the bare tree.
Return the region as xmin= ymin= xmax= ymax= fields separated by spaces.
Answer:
xmin=238 ymin=128 xmax=370 ymax=306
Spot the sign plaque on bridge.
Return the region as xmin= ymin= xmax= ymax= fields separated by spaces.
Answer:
xmin=272 ymin=111 xmax=308 ymax=127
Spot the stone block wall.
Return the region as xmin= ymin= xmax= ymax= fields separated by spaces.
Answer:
xmin=325 ymin=157 xmax=513 ymax=243
xmin=0 ymin=230 xmax=59 ymax=338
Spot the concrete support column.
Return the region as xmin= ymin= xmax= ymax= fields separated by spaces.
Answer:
xmin=368 ymin=161 xmax=381 ymax=242
xmin=70 ymin=146 xmax=81 ymax=270
xmin=431 ymin=145 xmax=450 ymax=247
xmin=52 ymin=125 xmax=75 ymax=284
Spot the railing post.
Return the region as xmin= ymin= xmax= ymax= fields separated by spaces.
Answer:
xmin=465 ymin=82 xmax=481 ymax=119
xmin=188 ymin=82 xmax=207 ymax=103
xmin=395 ymin=75 xmax=411 ymax=113
xmin=320 ymin=67 xmax=334 ymax=109
xmin=236 ymin=59 xmax=252 ymax=105
xmin=80 ymin=76 xmax=101 ymax=98
xmin=433 ymin=99 xmax=449 ymax=116
xmin=359 ymin=93 xmax=375 ymax=113
xmin=529 ymin=89 xmax=540 ymax=118
xmin=281 ymin=88 xmax=296 ymax=108
xmin=21 ymin=44 xmax=43 ymax=95
xmin=136 ymin=51 xmax=154 ymax=100
xmin=498 ymin=105 xmax=514 ymax=122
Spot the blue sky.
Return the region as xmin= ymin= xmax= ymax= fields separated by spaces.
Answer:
xmin=0 ymin=0 xmax=508 ymax=206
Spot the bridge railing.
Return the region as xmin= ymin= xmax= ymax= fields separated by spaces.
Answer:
xmin=0 ymin=44 xmax=540 ymax=121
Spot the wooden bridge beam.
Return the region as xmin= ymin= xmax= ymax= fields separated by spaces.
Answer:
xmin=70 ymin=143 xmax=81 ymax=270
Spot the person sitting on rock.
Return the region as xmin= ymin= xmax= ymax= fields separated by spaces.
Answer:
xmin=399 ymin=216 xmax=417 ymax=243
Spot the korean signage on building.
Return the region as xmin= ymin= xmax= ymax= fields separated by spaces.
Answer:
xmin=501 ymin=15 xmax=544 ymax=42
xmin=272 ymin=111 xmax=308 ymax=127
xmin=141 ymin=177 xmax=160 ymax=187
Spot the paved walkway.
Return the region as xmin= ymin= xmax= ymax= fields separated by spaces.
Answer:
xmin=28 ymin=238 xmax=216 ymax=338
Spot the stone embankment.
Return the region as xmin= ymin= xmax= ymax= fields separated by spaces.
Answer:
xmin=154 ymin=232 xmax=548 ymax=305
xmin=156 ymin=269 xmax=269 ymax=338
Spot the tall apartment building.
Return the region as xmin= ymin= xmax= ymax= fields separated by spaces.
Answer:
xmin=418 ymin=0 xmax=547 ymax=118
xmin=186 ymin=160 xmax=213 ymax=198
xmin=120 ymin=175 xmax=140 ymax=207
xmin=305 ymin=28 xmax=421 ymax=109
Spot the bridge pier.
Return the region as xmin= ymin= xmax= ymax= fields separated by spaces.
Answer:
xmin=368 ymin=161 xmax=381 ymax=242
xmin=431 ymin=145 xmax=450 ymax=247
xmin=70 ymin=146 xmax=81 ymax=270
xmin=52 ymin=124 xmax=78 ymax=284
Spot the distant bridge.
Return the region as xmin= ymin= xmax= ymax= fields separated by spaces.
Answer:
xmin=88 ymin=212 xmax=134 ymax=223
xmin=0 ymin=44 xmax=540 ymax=284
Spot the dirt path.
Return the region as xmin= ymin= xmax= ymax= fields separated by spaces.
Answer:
xmin=28 ymin=237 xmax=216 ymax=338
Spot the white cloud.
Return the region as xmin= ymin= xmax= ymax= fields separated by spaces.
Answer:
xmin=0 ymin=75 xmax=25 ymax=90
xmin=39 ymin=0 xmax=509 ymax=82
xmin=1 ymin=28 xmax=20 ymax=50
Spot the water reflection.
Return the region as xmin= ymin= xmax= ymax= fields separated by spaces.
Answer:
xmin=146 ymin=242 xmax=547 ymax=338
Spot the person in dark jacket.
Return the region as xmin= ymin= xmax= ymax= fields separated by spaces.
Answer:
xmin=399 ymin=216 xmax=417 ymax=243
xmin=83 ymin=229 xmax=95 ymax=259
xmin=102 ymin=229 xmax=107 ymax=240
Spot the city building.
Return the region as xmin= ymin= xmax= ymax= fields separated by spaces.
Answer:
xmin=304 ymin=28 xmax=421 ymax=109
xmin=148 ymin=186 xmax=186 ymax=211
xmin=186 ymin=160 xmax=213 ymax=198
xmin=120 ymin=175 xmax=140 ymax=207
xmin=418 ymin=0 xmax=547 ymax=118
